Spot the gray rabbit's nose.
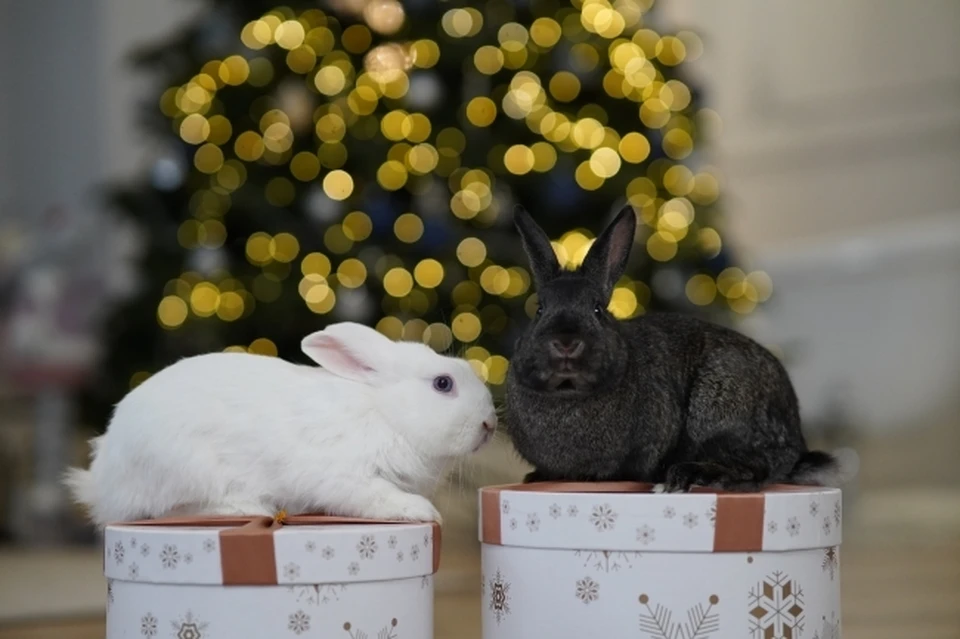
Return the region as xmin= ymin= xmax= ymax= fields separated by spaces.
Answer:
xmin=549 ymin=337 xmax=585 ymax=359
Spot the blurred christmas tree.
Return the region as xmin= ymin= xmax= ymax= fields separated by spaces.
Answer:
xmin=83 ymin=0 xmax=771 ymax=425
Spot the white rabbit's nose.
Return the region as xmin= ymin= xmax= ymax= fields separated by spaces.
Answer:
xmin=482 ymin=413 xmax=498 ymax=433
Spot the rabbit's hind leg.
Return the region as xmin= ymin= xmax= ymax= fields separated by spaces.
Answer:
xmin=657 ymin=460 xmax=762 ymax=493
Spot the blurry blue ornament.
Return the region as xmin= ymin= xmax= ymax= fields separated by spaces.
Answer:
xmin=151 ymin=157 xmax=185 ymax=191
xmin=418 ymin=218 xmax=450 ymax=251
xmin=360 ymin=186 xmax=398 ymax=237
xmin=304 ymin=185 xmax=346 ymax=224
xmin=405 ymin=72 xmax=444 ymax=111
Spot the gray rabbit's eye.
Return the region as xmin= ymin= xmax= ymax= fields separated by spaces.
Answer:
xmin=536 ymin=304 xmax=543 ymax=317
xmin=594 ymin=303 xmax=604 ymax=316
xmin=433 ymin=375 xmax=454 ymax=393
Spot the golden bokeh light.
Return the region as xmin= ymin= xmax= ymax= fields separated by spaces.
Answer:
xmin=414 ymin=259 xmax=444 ymax=288
xmin=342 ymin=211 xmax=373 ymax=241
xmin=466 ymin=97 xmax=497 ymax=127
xmin=457 ymin=237 xmax=487 ymax=267
xmin=394 ymin=213 xmax=424 ymax=243
xmin=383 ymin=267 xmax=414 ymax=297
xmin=452 ymin=312 xmax=482 ymax=342
xmin=322 ymin=170 xmax=354 ymax=200
xmin=504 ymin=144 xmax=535 ymax=175
xmin=337 ymin=258 xmax=368 ymax=288
xmin=158 ymin=296 xmax=188 ymax=329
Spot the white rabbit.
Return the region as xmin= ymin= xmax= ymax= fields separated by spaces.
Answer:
xmin=64 ymin=322 xmax=497 ymax=527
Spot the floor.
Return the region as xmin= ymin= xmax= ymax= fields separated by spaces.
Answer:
xmin=1 ymin=421 xmax=958 ymax=639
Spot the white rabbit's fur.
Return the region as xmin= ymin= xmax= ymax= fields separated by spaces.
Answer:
xmin=65 ymin=322 xmax=497 ymax=527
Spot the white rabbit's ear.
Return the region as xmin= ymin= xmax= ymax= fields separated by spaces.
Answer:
xmin=301 ymin=323 xmax=394 ymax=382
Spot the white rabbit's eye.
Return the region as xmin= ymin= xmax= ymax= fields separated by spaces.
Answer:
xmin=433 ymin=375 xmax=454 ymax=393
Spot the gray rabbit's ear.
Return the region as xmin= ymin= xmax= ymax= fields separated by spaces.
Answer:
xmin=514 ymin=205 xmax=560 ymax=288
xmin=580 ymin=204 xmax=638 ymax=297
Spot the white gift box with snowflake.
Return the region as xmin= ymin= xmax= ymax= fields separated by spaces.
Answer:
xmin=103 ymin=514 xmax=439 ymax=639
xmin=479 ymin=482 xmax=842 ymax=639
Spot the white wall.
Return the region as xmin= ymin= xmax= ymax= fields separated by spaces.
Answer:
xmin=661 ymin=0 xmax=960 ymax=433
xmin=661 ymin=0 xmax=960 ymax=253
xmin=0 ymin=0 xmax=195 ymax=229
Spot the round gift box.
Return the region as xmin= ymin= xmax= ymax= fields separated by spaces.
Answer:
xmin=103 ymin=515 xmax=439 ymax=638
xmin=479 ymin=482 xmax=842 ymax=639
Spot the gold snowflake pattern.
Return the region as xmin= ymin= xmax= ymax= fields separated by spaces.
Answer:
xmin=357 ymin=535 xmax=378 ymax=559
xmin=821 ymin=547 xmax=838 ymax=581
xmin=575 ymin=577 xmax=599 ymax=604
xmin=288 ymin=610 xmax=310 ymax=635
xmin=636 ymin=525 xmax=656 ymax=545
xmin=288 ymin=584 xmax=347 ymax=605
xmin=574 ymin=549 xmax=641 ymax=573
xmin=488 ymin=569 xmax=511 ymax=624
xmin=159 ymin=544 xmax=180 ymax=569
xmin=526 ymin=513 xmax=540 ymax=532
xmin=140 ymin=613 xmax=158 ymax=637
xmin=113 ymin=541 xmax=125 ymax=565
xmin=549 ymin=503 xmax=562 ymax=519
xmin=639 ymin=593 xmax=719 ymax=639
xmin=342 ymin=617 xmax=398 ymax=639
xmin=170 ymin=610 xmax=208 ymax=639
xmin=749 ymin=571 xmax=805 ymax=639
xmin=590 ymin=504 xmax=618 ymax=531
xmin=813 ymin=611 xmax=840 ymax=639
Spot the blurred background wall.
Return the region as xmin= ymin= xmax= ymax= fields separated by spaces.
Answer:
xmin=0 ymin=1 xmax=958 ymax=637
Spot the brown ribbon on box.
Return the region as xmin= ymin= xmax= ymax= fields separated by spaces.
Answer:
xmin=480 ymin=482 xmax=809 ymax=552
xmin=116 ymin=514 xmax=441 ymax=585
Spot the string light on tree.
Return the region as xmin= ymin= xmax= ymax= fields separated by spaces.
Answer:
xmin=89 ymin=0 xmax=757 ymax=424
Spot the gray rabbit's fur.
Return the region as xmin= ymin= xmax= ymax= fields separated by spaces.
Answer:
xmin=505 ymin=205 xmax=848 ymax=491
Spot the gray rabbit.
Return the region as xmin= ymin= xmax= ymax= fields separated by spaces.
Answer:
xmin=505 ymin=205 xmax=854 ymax=492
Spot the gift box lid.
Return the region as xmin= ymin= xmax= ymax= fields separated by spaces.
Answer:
xmin=104 ymin=515 xmax=440 ymax=586
xmin=479 ymin=482 xmax=841 ymax=553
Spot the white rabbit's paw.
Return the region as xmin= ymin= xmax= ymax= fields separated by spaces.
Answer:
xmin=369 ymin=493 xmax=441 ymax=524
